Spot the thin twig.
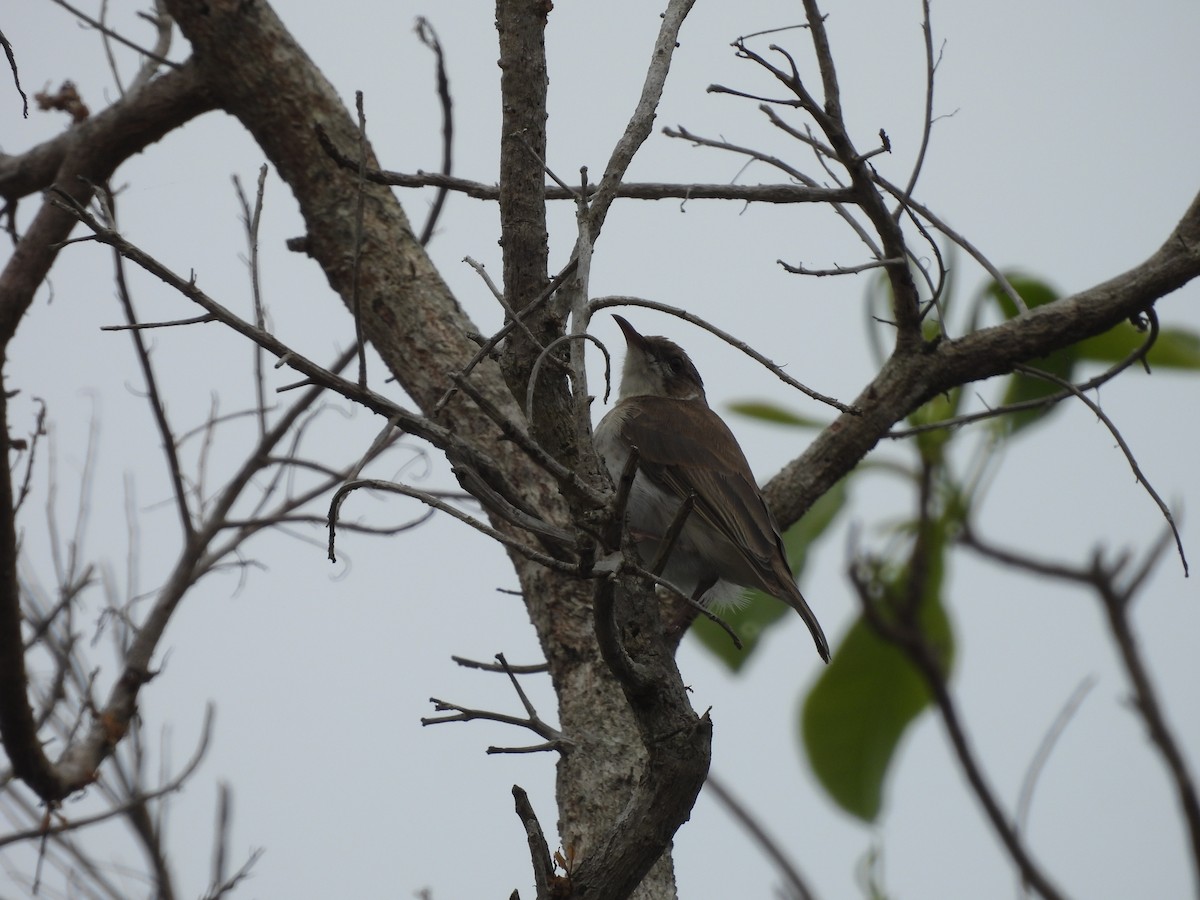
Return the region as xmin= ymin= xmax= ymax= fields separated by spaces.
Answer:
xmin=47 ymin=0 xmax=179 ymax=69
xmin=0 ymin=704 xmax=215 ymax=850
xmin=525 ymin=332 xmax=611 ymax=425
xmin=432 ymin=256 xmax=579 ymax=415
xmin=451 ymin=655 xmax=549 ymax=675
xmin=899 ymin=0 xmax=939 ymax=207
xmin=327 ymin=478 xmax=577 ymax=573
xmin=234 ymin=165 xmax=270 ymax=437
xmin=100 ymin=187 xmax=193 ymax=541
xmin=889 ymin=310 xmax=1161 ymax=438
xmin=314 ymin=129 xmax=852 ymax=204
xmin=851 ymin=520 xmax=1070 ymax=900
xmin=1014 ymin=363 xmax=1187 ymax=575
xmin=414 ymin=18 xmax=453 ymax=247
xmin=101 ymin=313 xmax=215 ymax=331
xmin=705 ymin=773 xmax=817 ymax=900
xmin=513 ymin=785 xmax=559 ymax=896
xmin=351 ymin=91 xmax=369 ymax=388
xmin=584 ymin=0 xmax=698 ymax=239
xmin=779 ymin=258 xmax=901 ymax=277
xmin=0 ymin=26 xmax=29 ymax=117
xmin=962 ymin=525 xmax=1200 ymax=893
xmin=590 ymin=295 xmax=858 ymax=414
xmin=1015 ymin=677 xmax=1096 ymax=900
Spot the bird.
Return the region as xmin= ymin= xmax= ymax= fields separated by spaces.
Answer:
xmin=593 ymin=315 xmax=830 ymax=663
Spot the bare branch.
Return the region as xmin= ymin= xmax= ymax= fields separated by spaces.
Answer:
xmin=233 ymin=164 xmax=269 ymax=437
xmin=314 ymin=129 xmax=851 ymax=205
xmin=100 ymin=186 xmax=194 ymax=542
xmin=327 ymin=478 xmax=576 ymax=573
xmin=0 ymin=704 xmax=214 ymax=850
xmin=433 ymin=255 xmax=579 ymax=415
xmin=590 ymin=295 xmax=859 ymax=415
xmin=513 ymin=785 xmax=560 ymax=898
xmin=962 ymin=526 xmax=1200 ymax=888
xmin=888 ymin=310 xmax=1162 ymax=438
xmin=422 ymin=655 xmax=569 ymax=754
xmin=850 ymin=554 xmax=1071 ymax=900
xmin=1013 ymin=362 xmax=1186 ymax=575
xmin=47 ymin=0 xmax=179 ymax=70
xmin=452 ymin=655 xmax=548 ymax=675
xmin=1016 ymin=676 xmax=1096 ymax=888
xmin=779 ymin=257 xmax=902 ymax=277
xmin=0 ymin=25 xmax=29 ymax=118
xmin=705 ymin=773 xmax=817 ymax=900
xmin=584 ymin=0 xmax=697 ymax=239
xmin=414 ymin=18 xmax=454 ymax=246
xmin=351 ymin=91 xmax=370 ymax=388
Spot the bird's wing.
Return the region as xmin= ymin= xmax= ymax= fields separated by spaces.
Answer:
xmin=618 ymin=397 xmax=786 ymax=579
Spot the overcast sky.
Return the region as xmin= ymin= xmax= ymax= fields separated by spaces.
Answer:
xmin=5 ymin=1 xmax=1200 ymax=898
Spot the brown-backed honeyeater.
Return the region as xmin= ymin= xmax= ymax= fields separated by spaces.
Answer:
xmin=594 ymin=315 xmax=829 ymax=663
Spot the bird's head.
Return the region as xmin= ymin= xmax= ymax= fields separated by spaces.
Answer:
xmin=613 ymin=315 xmax=707 ymax=403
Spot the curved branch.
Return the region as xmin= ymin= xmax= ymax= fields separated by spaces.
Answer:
xmin=766 ymin=187 xmax=1200 ymax=530
xmin=1013 ymin=362 xmax=1186 ymax=574
xmin=590 ymin=294 xmax=858 ymax=414
xmin=584 ymin=0 xmax=697 ymax=239
xmin=0 ymin=59 xmax=213 ymax=346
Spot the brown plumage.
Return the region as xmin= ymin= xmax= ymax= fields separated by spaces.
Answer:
xmin=594 ymin=315 xmax=830 ymax=662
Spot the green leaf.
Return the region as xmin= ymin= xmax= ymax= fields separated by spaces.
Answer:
xmin=905 ymin=387 xmax=962 ymax=463
xmin=982 ymin=275 xmax=1074 ymax=435
xmin=801 ymin=517 xmax=954 ymax=822
xmin=987 ymin=273 xmax=1059 ymax=318
xmin=728 ymin=400 xmax=824 ymax=428
xmin=1077 ymin=323 xmax=1200 ymax=370
xmin=692 ymin=479 xmax=849 ymax=671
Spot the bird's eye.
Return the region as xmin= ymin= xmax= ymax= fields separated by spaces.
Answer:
xmin=667 ymin=356 xmax=683 ymax=373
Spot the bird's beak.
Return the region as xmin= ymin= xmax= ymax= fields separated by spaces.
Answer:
xmin=613 ymin=314 xmax=648 ymax=351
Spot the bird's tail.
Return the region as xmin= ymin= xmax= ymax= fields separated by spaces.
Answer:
xmin=782 ymin=582 xmax=830 ymax=663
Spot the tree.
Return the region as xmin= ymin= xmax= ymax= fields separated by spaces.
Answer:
xmin=2 ymin=1 xmax=1198 ymax=898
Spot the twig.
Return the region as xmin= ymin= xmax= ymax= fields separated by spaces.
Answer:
xmin=451 ymin=655 xmax=549 ymax=675
xmin=351 ymin=91 xmax=369 ymax=388
xmin=0 ymin=704 xmax=215 ymax=850
xmin=432 ymin=255 xmax=579 ymax=415
xmin=234 ymin=165 xmax=270 ymax=437
xmin=0 ymin=25 xmax=28 ymax=117
xmin=889 ymin=309 xmax=1161 ymax=438
xmin=327 ymin=478 xmax=577 ymax=573
xmin=414 ymin=18 xmax=453 ymax=246
xmin=584 ymin=0 xmax=698 ymax=239
xmin=525 ymin=332 xmax=611 ymax=426
xmin=778 ymin=258 xmax=901 ymax=277
xmin=201 ymin=846 xmax=264 ymax=900
xmin=448 ymin=373 xmax=606 ymax=508
xmin=513 ymin=785 xmax=560 ymax=897
xmin=705 ymin=773 xmax=817 ymax=900
xmin=899 ymin=0 xmax=939 ymax=206
xmin=589 ymin=295 xmax=858 ymax=415
xmin=101 ymin=313 xmax=215 ymax=331
xmin=313 ymin=130 xmax=852 ymax=204
xmin=962 ymin=525 xmax=1200 ymax=893
xmin=13 ymin=398 xmax=46 ymax=515
xmin=48 ymin=188 xmax=500 ymax=476
xmin=47 ymin=0 xmax=179 ymax=69
xmin=422 ymin=655 xmax=569 ymax=754
xmin=1013 ymin=363 xmax=1187 ymax=575
xmin=100 ymin=186 xmax=194 ymax=542
xmin=464 ymin=255 xmax=546 ymax=351
xmin=872 ymin=172 xmax=1027 ymax=314
xmin=851 ymin=523 xmax=1070 ymax=900
xmin=1015 ymin=677 xmax=1096 ymax=899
